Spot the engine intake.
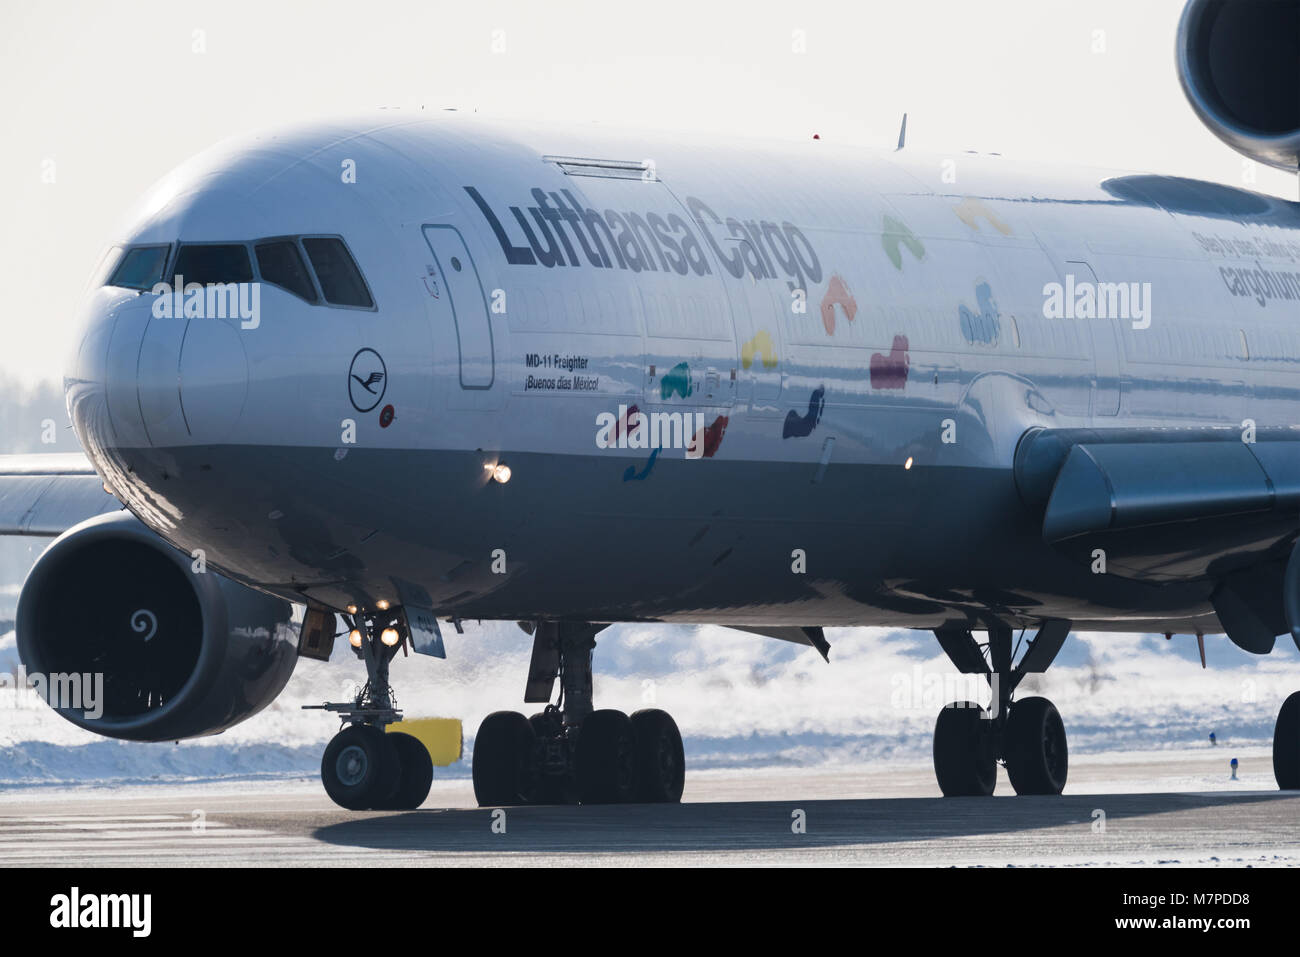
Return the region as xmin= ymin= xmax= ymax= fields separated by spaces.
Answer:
xmin=16 ymin=512 xmax=298 ymax=741
xmin=1177 ymin=0 xmax=1300 ymax=171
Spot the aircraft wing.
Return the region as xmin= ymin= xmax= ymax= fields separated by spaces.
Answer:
xmin=1017 ymin=426 xmax=1300 ymax=580
xmin=0 ymin=453 xmax=122 ymax=536
xmin=1017 ymin=426 xmax=1300 ymax=652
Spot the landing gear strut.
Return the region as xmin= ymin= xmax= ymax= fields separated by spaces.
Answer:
xmin=308 ymin=610 xmax=433 ymax=811
xmin=931 ymin=620 xmax=1071 ymax=797
xmin=471 ymin=622 xmax=685 ymax=806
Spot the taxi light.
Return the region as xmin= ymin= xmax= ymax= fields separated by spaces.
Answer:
xmin=380 ymin=627 xmax=401 ymax=647
xmin=345 ymin=604 xmax=358 ymax=615
xmin=493 ymin=463 xmax=512 ymax=484
xmin=376 ymin=599 xmax=390 ymax=611
xmin=904 ymin=456 xmax=914 ymax=470
xmin=348 ymin=629 xmax=362 ymax=648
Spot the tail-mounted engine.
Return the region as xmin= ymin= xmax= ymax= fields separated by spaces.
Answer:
xmin=1177 ymin=0 xmax=1300 ymax=171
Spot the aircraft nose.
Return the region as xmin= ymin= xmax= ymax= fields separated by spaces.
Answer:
xmin=66 ymin=291 xmax=251 ymax=455
xmin=65 ymin=291 xmax=152 ymax=456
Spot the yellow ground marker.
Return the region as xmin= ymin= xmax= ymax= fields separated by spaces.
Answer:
xmin=386 ymin=718 xmax=463 ymax=766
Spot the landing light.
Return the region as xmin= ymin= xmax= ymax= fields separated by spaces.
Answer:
xmin=375 ymin=599 xmax=390 ymax=611
xmin=345 ymin=604 xmax=358 ymax=615
xmin=493 ymin=463 xmax=512 ymax=484
xmin=904 ymin=456 xmax=914 ymax=470
xmin=348 ymin=629 xmax=362 ymax=648
xmin=380 ymin=627 xmax=401 ymax=647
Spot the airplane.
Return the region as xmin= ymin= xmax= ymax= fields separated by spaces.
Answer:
xmin=3 ymin=0 xmax=1299 ymax=810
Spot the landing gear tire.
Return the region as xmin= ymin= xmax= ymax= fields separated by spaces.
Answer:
xmin=575 ymin=709 xmax=638 ymax=804
xmin=473 ymin=711 xmax=538 ymax=806
xmin=1004 ymin=696 xmax=1068 ymax=795
xmin=933 ymin=702 xmax=996 ymax=797
xmin=1274 ymin=691 xmax=1300 ymax=790
xmin=322 ymin=724 xmax=401 ymax=811
xmin=630 ymin=709 xmax=685 ymax=803
xmin=378 ymin=731 xmax=434 ymax=810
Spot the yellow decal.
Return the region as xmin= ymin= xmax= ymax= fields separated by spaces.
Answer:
xmin=953 ymin=197 xmax=1012 ymax=236
xmin=741 ymin=330 xmax=779 ymax=369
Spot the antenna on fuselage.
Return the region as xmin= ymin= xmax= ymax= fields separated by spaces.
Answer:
xmin=895 ymin=113 xmax=908 ymax=151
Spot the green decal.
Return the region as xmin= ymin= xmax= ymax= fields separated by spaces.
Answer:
xmin=882 ymin=215 xmax=925 ymax=270
xmin=660 ymin=362 xmax=693 ymax=400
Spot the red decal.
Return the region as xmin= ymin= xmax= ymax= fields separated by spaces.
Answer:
xmin=613 ymin=404 xmax=641 ymax=444
xmin=870 ymin=335 xmax=910 ymax=390
xmin=699 ymin=415 xmax=729 ymax=458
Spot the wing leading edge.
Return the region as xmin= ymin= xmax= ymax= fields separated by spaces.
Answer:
xmin=0 ymin=453 xmax=121 ymax=536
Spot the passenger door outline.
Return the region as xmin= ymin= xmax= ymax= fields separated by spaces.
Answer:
xmin=422 ymin=224 xmax=495 ymax=390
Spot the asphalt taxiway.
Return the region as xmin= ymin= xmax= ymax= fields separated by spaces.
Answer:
xmin=0 ymin=749 xmax=1295 ymax=866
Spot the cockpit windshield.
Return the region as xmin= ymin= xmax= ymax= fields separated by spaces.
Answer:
xmin=106 ymin=245 xmax=169 ymax=291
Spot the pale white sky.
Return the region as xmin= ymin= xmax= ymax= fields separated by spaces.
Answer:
xmin=2 ymin=0 xmax=1294 ymax=385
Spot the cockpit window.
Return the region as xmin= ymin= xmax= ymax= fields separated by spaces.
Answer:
xmin=107 ymin=245 xmax=169 ymax=290
xmin=302 ymin=237 xmax=374 ymax=308
xmin=173 ymin=243 xmax=253 ymax=285
xmin=255 ymin=240 xmax=318 ymax=303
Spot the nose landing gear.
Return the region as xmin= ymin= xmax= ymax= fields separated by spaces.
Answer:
xmin=471 ymin=622 xmax=686 ymax=806
xmin=308 ymin=610 xmax=434 ymax=811
xmin=931 ymin=620 xmax=1071 ymax=797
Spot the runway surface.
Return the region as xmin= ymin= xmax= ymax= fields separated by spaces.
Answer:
xmin=1 ymin=749 xmax=1296 ymax=866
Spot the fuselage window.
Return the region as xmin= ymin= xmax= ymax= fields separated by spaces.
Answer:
xmin=302 ymin=237 xmax=374 ymax=308
xmin=255 ymin=241 xmax=318 ymax=303
xmin=106 ymin=245 xmax=169 ymax=291
xmin=173 ymin=243 xmax=254 ymax=285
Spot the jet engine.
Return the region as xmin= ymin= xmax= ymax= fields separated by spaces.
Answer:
xmin=1176 ymin=0 xmax=1300 ymax=171
xmin=15 ymin=512 xmax=298 ymax=741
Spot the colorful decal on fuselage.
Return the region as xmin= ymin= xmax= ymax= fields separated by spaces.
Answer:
xmin=820 ymin=274 xmax=857 ymax=336
xmin=741 ymin=330 xmax=779 ymax=370
xmin=958 ymin=281 xmax=1000 ymax=345
xmin=623 ymin=446 xmax=661 ymax=482
xmin=660 ymin=362 xmax=693 ymax=400
xmin=783 ymin=387 xmax=826 ymax=438
xmin=882 ymin=215 xmax=926 ymax=269
xmin=953 ymin=197 xmax=1013 ymax=236
xmin=695 ymin=415 xmax=729 ymax=458
xmin=870 ymin=336 xmax=910 ymax=390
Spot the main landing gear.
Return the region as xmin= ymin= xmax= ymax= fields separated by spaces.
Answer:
xmin=931 ymin=620 xmax=1071 ymax=797
xmin=308 ymin=610 xmax=433 ymax=811
xmin=1275 ymin=691 xmax=1300 ymax=790
xmin=472 ymin=622 xmax=686 ymax=806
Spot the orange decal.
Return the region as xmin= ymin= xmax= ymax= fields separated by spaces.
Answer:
xmin=820 ymin=274 xmax=857 ymax=336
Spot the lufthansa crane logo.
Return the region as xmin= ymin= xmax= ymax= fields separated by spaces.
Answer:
xmin=348 ymin=348 xmax=388 ymax=413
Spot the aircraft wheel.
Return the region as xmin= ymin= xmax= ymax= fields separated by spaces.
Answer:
xmin=1273 ymin=691 xmax=1300 ymax=790
xmin=321 ymin=724 xmax=401 ymax=811
xmin=1004 ymin=696 xmax=1069 ymax=795
xmin=575 ymin=709 xmax=638 ymax=804
xmin=472 ymin=711 xmax=537 ymax=806
xmin=933 ymin=701 xmax=996 ymax=796
xmin=631 ymin=709 xmax=685 ymax=803
xmin=377 ymin=731 xmax=434 ymax=810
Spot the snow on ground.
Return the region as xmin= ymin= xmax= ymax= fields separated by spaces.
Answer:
xmin=1 ymin=614 xmax=1296 ymax=789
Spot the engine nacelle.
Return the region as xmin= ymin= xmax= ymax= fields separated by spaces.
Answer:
xmin=1177 ymin=0 xmax=1300 ymax=171
xmin=16 ymin=512 xmax=298 ymax=741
